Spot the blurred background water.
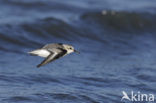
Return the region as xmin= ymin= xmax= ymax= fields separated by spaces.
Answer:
xmin=0 ymin=0 xmax=156 ymax=103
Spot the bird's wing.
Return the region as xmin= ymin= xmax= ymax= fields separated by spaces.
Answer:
xmin=37 ymin=48 xmax=67 ymax=68
xmin=43 ymin=43 xmax=63 ymax=49
xmin=37 ymin=52 xmax=57 ymax=68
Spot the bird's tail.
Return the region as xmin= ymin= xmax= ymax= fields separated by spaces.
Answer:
xmin=28 ymin=49 xmax=41 ymax=56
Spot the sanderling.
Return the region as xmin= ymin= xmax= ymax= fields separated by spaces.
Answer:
xmin=28 ymin=43 xmax=79 ymax=68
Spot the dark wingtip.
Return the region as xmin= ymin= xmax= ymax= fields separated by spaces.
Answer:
xmin=37 ymin=64 xmax=41 ymax=68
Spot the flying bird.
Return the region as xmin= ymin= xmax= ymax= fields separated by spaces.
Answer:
xmin=28 ymin=43 xmax=79 ymax=68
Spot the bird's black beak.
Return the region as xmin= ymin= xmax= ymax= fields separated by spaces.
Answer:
xmin=74 ymin=49 xmax=80 ymax=54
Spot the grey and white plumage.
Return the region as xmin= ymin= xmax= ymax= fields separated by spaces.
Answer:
xmin=28 ymin=43 xmax=79 ymax=68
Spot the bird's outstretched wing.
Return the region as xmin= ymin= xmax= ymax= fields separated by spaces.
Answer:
xmin=37 ymin=48 xmax=67 ymax=68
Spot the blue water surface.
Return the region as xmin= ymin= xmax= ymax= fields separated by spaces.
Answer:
xmin=0 ymin=0 xmax=156 ymax=103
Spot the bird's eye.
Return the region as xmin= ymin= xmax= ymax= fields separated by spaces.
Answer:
xmin=69 ymin=47 xmax=72 ymax=49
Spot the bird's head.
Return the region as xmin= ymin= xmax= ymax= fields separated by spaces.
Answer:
xmin=63 ymin=44 xmax=80 ymax=54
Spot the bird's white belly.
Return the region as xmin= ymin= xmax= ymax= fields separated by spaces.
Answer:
xmin=37 ymin=49 xmax=50 ymax=57
xmin=29 ymin=49 xmax=50 ymax=58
